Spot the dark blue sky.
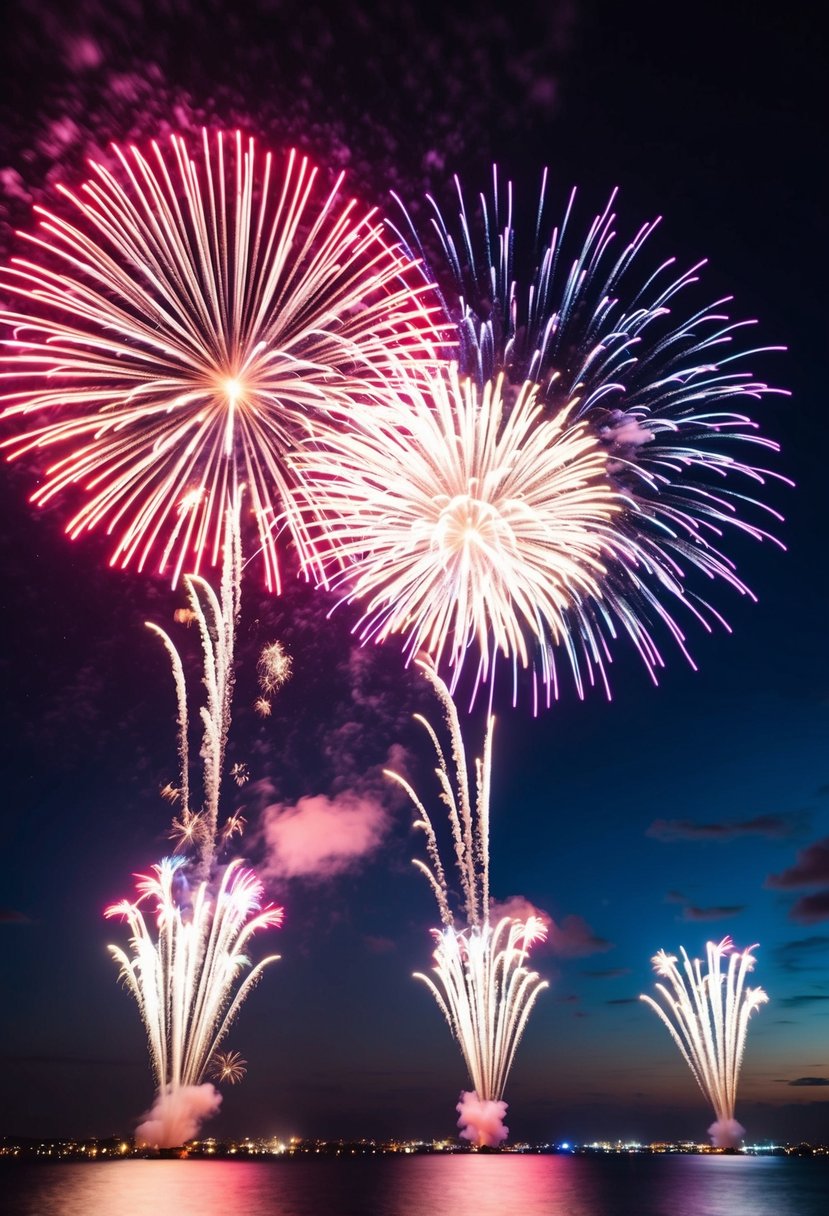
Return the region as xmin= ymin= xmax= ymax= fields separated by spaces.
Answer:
xmin=0 ymin=0 xmax=827 ymax=1146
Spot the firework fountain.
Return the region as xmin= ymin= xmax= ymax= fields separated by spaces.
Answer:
xmin=105 ymin=503 xmax=285 ymax=1147
xmin=640 ymin=937 xmax=768 ymax=1147
xmin=386 ymin=660 xmax=548 ymax=1146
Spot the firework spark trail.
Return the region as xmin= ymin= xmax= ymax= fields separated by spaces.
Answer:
xmin=0 ymin=128 xmax=449 ymax=589
xmin=292 ymin=174 xmax=787 ymax=704
xmin=386 ymin=660 xmax=548 ymax=1145
xmin=106 ymin=856 xmax=282 ymax=1147
xmin=640 ymin=936 xmax=768 ymax=1148
xmin=145 ymin=498 xmax=247 ymax=875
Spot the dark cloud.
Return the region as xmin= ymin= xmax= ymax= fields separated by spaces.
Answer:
xmin=768 ymin=837 xmax=829 ymax=889
xmin=681 ymin=903 xmax=745 ymax=922
xmin=0 ymin=909 xmax=33 ymax=925
xmin=773 ymin=935 xmax=829 ymax=972
xmin=647 ymin=814 xmax=801 ymax=842
xmin=606 ymin=998 xmax=638 ymax=1006
xmin=582 ymin=967 xmax=631 ymax=979
xmin=778 ymin=995 xmax=829 ymax=1009
xmin=788 ymin=1076 xmax=829 ymax=1087
xmin=789 ymin=891 xmax=829 ymax=925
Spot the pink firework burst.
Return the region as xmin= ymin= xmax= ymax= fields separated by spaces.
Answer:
xmin=0 ymin=128 xmax=448 ymax=588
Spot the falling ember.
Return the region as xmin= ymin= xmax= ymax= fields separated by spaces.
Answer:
xmin=640 ymin=937 xmax=768 ymax=1148
xmin=386 ymin=660 xmax=548 ymax=1145
xmin=0 ymin=129 xmax=448 ymax=590
xmin=257 ymin=641 xmax=293 ymax=695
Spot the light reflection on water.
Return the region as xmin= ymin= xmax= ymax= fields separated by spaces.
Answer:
xmin=2 ymin=1154 xmax=827 ymax=1216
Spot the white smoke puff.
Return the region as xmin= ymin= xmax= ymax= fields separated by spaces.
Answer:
xmin=135 ymin=1083 xmax=222 ymax=1148
xmin=456 ymin=1091 xmax=509 ymax=1148
xmin=708 ymin=1117 xmax=745 ymax=1149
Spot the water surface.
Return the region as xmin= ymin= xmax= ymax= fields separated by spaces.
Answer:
xmin=3 ymin=1153 xmax=827 ymax=1216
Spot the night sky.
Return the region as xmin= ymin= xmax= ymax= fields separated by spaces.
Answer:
xmin=1 ymin=0 xmax=827 ymax=1147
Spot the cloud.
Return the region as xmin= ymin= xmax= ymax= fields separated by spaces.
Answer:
xmin=774 ymin=935 xmax=829 ymax=972
xmin=582 ymin=967 xmax=631 ymax=979
xmin=259 ymin=791 xmax=389 ymax=881
xmin=665 ymin=890 xmax=744 ymax=922
xmin=768 ymin=838 xmax=829 ymax=889
xmin=0 ymin=909 xmax=33 ymax=925
xmin=778 ymin=995 xmax=829 ymax=1009
xmin=681 ymin=903 xmax=746 ymax=922
xmin=647 ymin=814 xmax=800 ymax=842
xmin=789 ymin=891 xmax=829 ymax=924
xmin=546 ymin=914 xmax=613 ymax=958
xmin=606 ymin=998 xmax=639 ymax=1005
xmin=788 ymin=1077 xmax=829 ymax=1087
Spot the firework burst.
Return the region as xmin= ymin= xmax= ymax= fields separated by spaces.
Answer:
xmin=208 ymin=1050 xmax=248 ymax=1085
xmin=640 ymin=936 xmax=768 ymax=1148
xmin=289 ymin=363 xmax=641 ymax=705
xmin=0 ymin=129 xmax=447 ymax=588
xmin=386 ymin=660 xmax=548 ymax=1145
xmin=290 ymin=174 xmax=787 ymax=704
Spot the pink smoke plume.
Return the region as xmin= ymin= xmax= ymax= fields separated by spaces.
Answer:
xmin=547 ymin=913 xmax=613 ymax=958
xmin=135 ymin=1083 xmax=222 ymax=1148
xmin=456 ymin=1091 xmax=509 ymax=1148
xmin=260 ymin=792 xmax=389 ymax=880
xmin=708 ymin=1117 xmax=746 ymax=1149
xmin=489 ymin=894 xmax=552 ymax=932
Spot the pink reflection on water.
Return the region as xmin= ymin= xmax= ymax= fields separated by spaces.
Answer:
xmin=382 ymin=1155 xmax=602 ymax=1216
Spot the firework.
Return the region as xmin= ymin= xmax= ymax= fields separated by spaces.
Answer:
xmin=290 ymin=363 xmax=638 ymax=706
xmin=146 ymin=501 xmax=243 ymax=876
xmin=290 ymin=176 xmax=786 ymax=705
xmin=640 ymin=936 xmax=767 ymax=1148
xmin=0 ymin=129 xmax=447 ymax=589
xmin=208 ymin=1050 xmax=248 ymax=1085
xmin=105 ymin=505 xmax=289 ymax=1144
xmin=386 ymin=661 xmax=548 ymax=1145
xmin=106 ymin=857 xmax=281 ymax=1147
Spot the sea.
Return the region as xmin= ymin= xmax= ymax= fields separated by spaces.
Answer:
xmin=1 ymin=1154 xmax=827 ymax=1216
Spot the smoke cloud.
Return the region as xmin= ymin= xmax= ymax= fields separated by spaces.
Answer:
xmin=456 ymin=1091 xmax=509 ymax=1148
xmin=708 ymin=1117 xmax=745 ymax=1149
xmin=489 ymin=894 xmax=552 ymax=931
xmin=135 ymin=1083 xmax=222 ymax=1148
xmin=547 ymin=913 xmax=613 ymax=958
xmin=259 ymin=791 xmax=389 ymax=880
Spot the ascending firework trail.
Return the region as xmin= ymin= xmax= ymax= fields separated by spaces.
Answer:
xmin=386 ymin=660 xmax=548 ymax=1147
